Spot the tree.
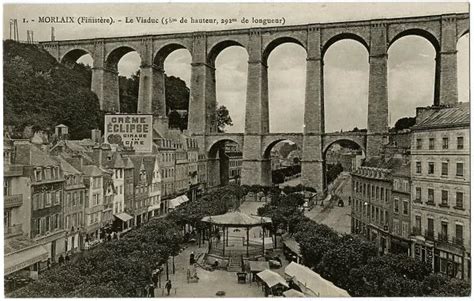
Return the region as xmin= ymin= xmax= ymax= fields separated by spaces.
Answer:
xmin=326 ymin=163 xmax=343 ymax=184
xmin=393 ymin=117 xmax=416 ymax=131
xmin=4 ymin=40 xmax=103 ymax=139
xmin=216 ymin=104 xmax=233 ymax=132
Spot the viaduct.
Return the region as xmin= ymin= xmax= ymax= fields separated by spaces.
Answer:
xmin=40 ymin=13 xmax=469 ymax=193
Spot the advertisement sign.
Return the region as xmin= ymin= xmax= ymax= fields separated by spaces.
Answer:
xmin=104 ymin=114 xmax=153 ymax=152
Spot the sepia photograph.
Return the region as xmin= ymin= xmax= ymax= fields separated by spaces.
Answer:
xmin=2 ymin=2 xmax=471 ymax=297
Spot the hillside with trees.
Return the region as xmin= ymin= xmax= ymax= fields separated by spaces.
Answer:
xmin=3 ymin=40 xmax=103 ymax=139
xmin=4 ymin=40 xmax=233 ymax=139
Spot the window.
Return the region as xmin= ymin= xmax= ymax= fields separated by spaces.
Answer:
xmin=457 ymin=137 xmax=464 ymax=150
xmin=429 ymin=138 xmax=435 ymax=150
xmin=441 ymin=190 xmax=448 ymax=206
xmin=416 ymin=138 xmax=422 ymax=150
xmin=54 ymin=214 xmax=59 ymax=229
xmin=442 ymin=137 xmax=449 ymax=149
xmin=455 ymin=224 xmax=463 ymax=244
xmin=66 ymin=215 xmax=70 ymax=229
xmin=45 ymin=216 xmax=50 ymax=232
xmin=456 ymin=162 xmax=464 ymax=177
xmin=415 ymin=187 xmax=421 ymax=202
xmin=38 ymin=192 xmax=44 ymax=209
xmin=394 ymin=198 xmax=399 ymax=213
xmin=415 ymin=215 xmax=421 ymax=229
xmin=402 ymin=222 xmax=409 ymax=237
xmin=428 ymin=162 xmax=435 ymax=175
xmin=35 ymin=169 xmax=42 ymax=181
xmin=441 ymin=162 xmax=448 ymax=176
xmin=427 ymin=189 xmax=434 ymax=204
xmin=441 ymin=221 xmax=448 ymax=238
xmin=456 ymin=192 xmax=464 ymax=209
xmin=403 ymin=200 xmax=408 ymax=215
xmin=393 ymin=219 xmax=400 ymax=234
xmin=55 ymin=191 xmax=61 ymax=205
xmin=427 ymin=218 xmax=434 ymax=232
xmin=4 ymin=178 xmax=10 ymax=196
xmin=45 ymin=192 xmax=52 ymax=207
xmin=416 ymin=161 xmax=422 ymax=174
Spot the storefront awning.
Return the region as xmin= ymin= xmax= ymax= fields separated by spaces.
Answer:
xmin=114 ymin=212 xmax=133 ymax=222
xmin=5 ymin=245 xmax=48 ymax=275
xmin=169 ymin=195 xmax=189 ymax=209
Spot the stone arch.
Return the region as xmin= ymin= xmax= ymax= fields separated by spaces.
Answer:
xmin=262 ymin=36 xmax=306 ymax=66
xmin=207 ymin=138 xmax=242 ymax=187
xmin=105 ymin=45 xmax=141 ymax=71
xmin=322 ymin=138 xmax=366 ymax=157
xmin=263 ymin=138 xmax=301 ymax=159
xmin=388 ymin=28 xmax=440 ymax=52
xmin=60 ymin=48 xmax=92 ymax=65
xmin=207 ymin=39 xmax=247 ymax=67
xmin=322 ymin=33 xmax=370 ymax=58
xmin=458 ymin=29 xmax=470 ymax=41
xmin=153 ymin=42 xmax=190 ymax=69
xmin=207 ymin=138 xmax=241 ymax=158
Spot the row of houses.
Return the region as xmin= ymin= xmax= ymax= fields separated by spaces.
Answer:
xmin=4 ymin=125 xmax=209 ymax=289
xmin=350 ymin=103 xmax=470 ymax=280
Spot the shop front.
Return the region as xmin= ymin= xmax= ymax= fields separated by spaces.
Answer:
xmin=5 ymin=236 xmax=49 ymax=294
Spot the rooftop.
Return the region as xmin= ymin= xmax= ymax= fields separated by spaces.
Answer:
xmin=413 ymin=103 xmax=470 ymax=130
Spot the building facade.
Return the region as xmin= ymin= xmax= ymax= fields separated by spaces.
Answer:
xmin=410 ymin=104 xmax=470 ymax=280
xmin=351 ymin=166 xmax=392 ymax=255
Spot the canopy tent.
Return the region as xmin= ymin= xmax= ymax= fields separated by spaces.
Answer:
xmin=169 ymin=195 xmax=189 ymax=209
xmin=249 ymin=261 xmax=270 ymax=273
xmin=283 ymin=289 xmax=305 ymax=298
xmin=282 ymin=234 xmax=303 ymax=263
xmin=284 ymin=262 xmax=350 ymax=297
xmin=201 ymin=211 xmax=271 ymax=227
xmin=257 ymin=269 xmax=289 ymax=288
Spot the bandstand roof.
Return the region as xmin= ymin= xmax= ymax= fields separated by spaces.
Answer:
xmin=201 ymin=211 xmax=271 ymax=227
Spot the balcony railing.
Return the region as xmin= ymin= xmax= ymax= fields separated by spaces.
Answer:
xmin=412 ymin=227 xmax=422 ymax=236
xmin=437 ymin=232 xmax=449 ymax=242
xmin=4 ymin=194 xmax=23 ymax=208
xmin=424 ymin=229 xmax=435 ymax=240
xmin=452 ymin=237 xmax=464 ymax=246
xmin=4 ymin=224 xmax=23 ymax=237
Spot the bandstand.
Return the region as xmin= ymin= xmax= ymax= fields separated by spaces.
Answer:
xmin=201 ymin=211 xmax=272 ymax=258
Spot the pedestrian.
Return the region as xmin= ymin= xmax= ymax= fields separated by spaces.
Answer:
xmin=46 ymin=258 xmax=51 ymax=270
xmin=189 ymin=252 xmax=195 ymax=265
xmin=58 ymin=255 xmax=64 ymax=264
xmin=152 ymin=270 xmax=158 ymax=288
xmin=165 ymin=280 xmax=172 ymax=296
xmin=65 ymin=253 xmax=70 ymax=262
xmin=149 ymin=283 xmax=155 ymax=297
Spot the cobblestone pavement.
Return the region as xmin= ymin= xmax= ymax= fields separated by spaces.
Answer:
xmin=155 ymin=201 xmax=268 ymax=298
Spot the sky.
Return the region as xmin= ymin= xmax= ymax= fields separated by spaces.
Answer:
xmin=4 ymin=2 xmax=470 ymax=133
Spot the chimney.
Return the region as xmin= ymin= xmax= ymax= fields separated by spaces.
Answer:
xmin=91 ymin=129 xmax=102 ymax=144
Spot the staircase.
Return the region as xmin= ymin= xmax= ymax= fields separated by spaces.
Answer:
xmin=227 ymin=256 xmax=242 ymax=272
